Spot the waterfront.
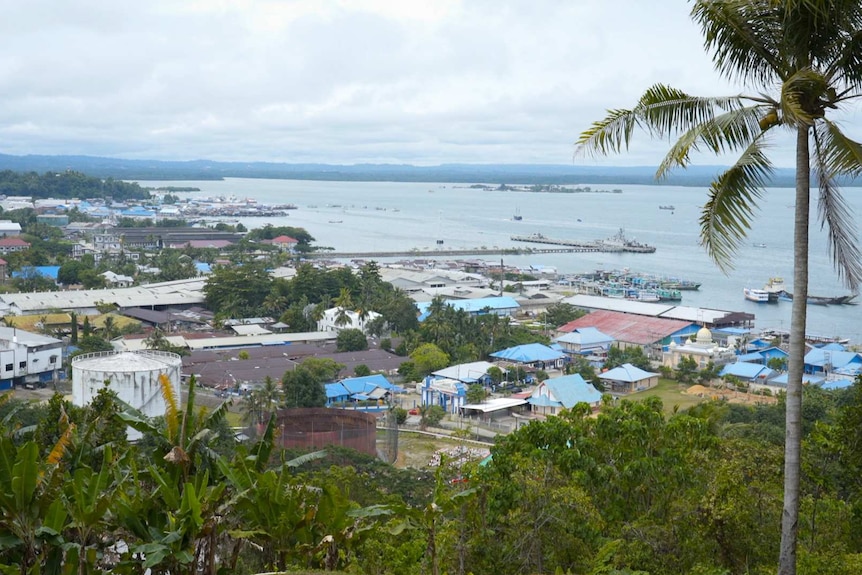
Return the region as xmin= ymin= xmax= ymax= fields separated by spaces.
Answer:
xmin=137 ymin=178 xmax=862 ymax=344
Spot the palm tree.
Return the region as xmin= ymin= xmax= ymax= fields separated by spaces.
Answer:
xmin=576 ymin=3 xmax=862 ymax=573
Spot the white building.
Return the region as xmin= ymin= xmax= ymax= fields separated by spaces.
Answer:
xmin=662 ymin=326 xmax=736 ymax=369
xmin=316 ymin=307 xmax=382 ymax=334
xmin=0 ymin=327 xmax=63 ymax=390
xmin=0 ymin=220 xmax=22 ymax=236
xmin=101 ymin=271 xmax=134 ymax=288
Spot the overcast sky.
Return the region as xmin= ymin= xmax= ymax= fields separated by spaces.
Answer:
xmin=3 ymin=1 xmax=859 ymax=168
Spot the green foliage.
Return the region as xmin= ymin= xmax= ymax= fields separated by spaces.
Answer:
xmin=336 ymin=328 xmax=368 ymax=352
xmin=409 ymin=343 xmax=450 ymax=377
xmin=281 ymin=365 xmax=328 ymax=408
xmin=540 ymin=302 xmax=586 ymax=329
xmin=605 ymin=345 xmax=652 ymax=371
xmin=466 ymin=383 xmax=487 ymax=405
xmin=0 ymin=170 xmax=150 ymax=200
xmin=354 ymin=364 xmax=372 ymax=377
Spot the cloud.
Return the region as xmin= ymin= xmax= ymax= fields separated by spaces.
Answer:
xmin=0 ymin=0 xmax=850 ymax=168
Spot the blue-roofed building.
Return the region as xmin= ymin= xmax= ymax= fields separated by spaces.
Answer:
xmin=12 ymin=265 xmax=60 ymax=281
xmin=120 ymin=206 xmax=156 ymax=219
xmin=416 ymin=296 xmax=520 ymax=321
xmin=324 ymin=374 xmax=401 ymax=409
xmin=821 ymin=379 xmax=855 ymax=390
xmin=719 ymin=361 xmax=775 ymax=383
xmin=432 ymin=361 xmax=495 ymax=385
xmin=490 ymin=343 xmax=566 ymax=371
xmin=529 ymin=373 xmax=603 ymax=416
xmin=736 ymin=347 xmax=788 ymax=366
xmin=754 ymin=372 xmax=826 ymax=394
xmin=599 ymin=363 xmax=660 ymax=393
xmin=553 ymin=327 xmax=614 ymax=361
xmin=804 ymin=348 xmax=862 ymax=375
xmin=421 ymin=375 xmax=467 ymax=414
xmin=820 ymin=342 xmax=848 ymax=352
xmin=195 ymin=262 xmax=212 ymax=274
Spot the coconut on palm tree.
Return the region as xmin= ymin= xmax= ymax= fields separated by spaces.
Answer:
xmin=576 ymin=2 xmax=862 ymax=573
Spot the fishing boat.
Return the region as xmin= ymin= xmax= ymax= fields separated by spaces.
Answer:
xmin=598 ymin=228 xmax=657 ymax=253
xmin=744 ymin=287 xmax=771 ymax=303
xmin=513 ymin=207 xmax=523 ymax=221
xmin=762 ymin=276 xmax=785 ymax=302
xmin=779 ymin=291 xmax=857 ymax=305
xmin=659 ymin=205 xmax=675 ymax=210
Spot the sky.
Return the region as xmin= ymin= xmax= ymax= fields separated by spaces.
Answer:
xmin=2 ymin=0 xmax=859 ymax=168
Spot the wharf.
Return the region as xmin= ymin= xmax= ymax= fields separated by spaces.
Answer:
xmin=304 ymin=247 xmax=585 ymax=258
xmin=511 ymin=229 xmax=656 ymax=253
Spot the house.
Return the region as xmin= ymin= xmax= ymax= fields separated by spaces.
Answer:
xmin=267 ymin=235 xmax=299 ymax=251
xmin=0 ymin=220 xmax=22 ymax=236
xmin=416 ymin=296 xmax=520 ymax=320
xmin=421 ymin=376 xmax=466 ymax=414
xmin=735 ymin=347 xmax=789 ymax=366
xmin=599 ymin=362 xmax=660 ymax=393
xmin=719 ymin=361 xmax=776 ymax=383
xmin=553 ymin=327 xmax=614 ymax=362
xmin=0 ymin=258 xmax=6 ymax=281
xmin=317 ymin=307 xmax=382 ymax=334
xmin=490 ymin=343 xmax=566 ymax=372
xmin=803 ymin=347 xmax=862 ymax=376
xmin=325 ymin=374 xmax=401 ymax=409
xmin=751 ymin=372 xmax=826 ymax=395
xmin=0 ymin=326 xmax=64 ymax=390
xmin=101 ymin=271 xmax=134 ymax=288
xmin=431 ymin=361 xmax=496 ymax=386
xmin=528 ymin=374 xmax=603 ymax=416
xmin=0 ymin=237 xmax=31 ymax=253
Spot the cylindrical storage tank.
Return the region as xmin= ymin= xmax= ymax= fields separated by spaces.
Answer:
xmin=72 ymin=350 xmax=182 ymax=438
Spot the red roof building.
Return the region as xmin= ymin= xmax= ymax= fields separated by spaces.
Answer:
xmin=266 ymin=235 xmax=299 ymax=251
xmin=0 ymin=237 xmax=31 ymax=254
xmin=558 ymin=310 xmax=694 ymax=348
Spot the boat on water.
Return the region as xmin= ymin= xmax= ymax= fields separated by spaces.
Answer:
xmin=660 ymin=279 xmax=701 ymax=291
xmin=598 ymin=228 xmax=657 ymax=253
xmin=762 ymin=276 xmax=785 ymax=302
xmin=659 ymin=205 xmax=675 ymax=210
xmin=744 ymin=287 xmax=771 ymax=303
xmin=513 ymin=208 xmax=523 ymax=221
xmin=328 ymin=220 xmax=343 ymax=224
xmin=779 ymin=291 xmax=857 ymax=305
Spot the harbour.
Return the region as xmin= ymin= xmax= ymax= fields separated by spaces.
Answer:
xmin=134 ymin=177 xmax=862 ymax=344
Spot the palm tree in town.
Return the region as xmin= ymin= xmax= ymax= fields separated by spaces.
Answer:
xmin=576 ymin=2 xmax=862 ymax=573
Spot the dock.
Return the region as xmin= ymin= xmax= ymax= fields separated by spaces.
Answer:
xmin=304 ymin=246 xmax=587 ymax=258
xmin=511 ymin=229 xmax=656 ymax=253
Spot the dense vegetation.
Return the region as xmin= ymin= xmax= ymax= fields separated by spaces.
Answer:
xmin=4 ymin=375 xmax=862 ymax=574
xmin=0 ymin=170 xmax=151 ymax=201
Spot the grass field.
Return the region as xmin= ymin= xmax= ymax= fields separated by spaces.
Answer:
xmin=625 ymin=378 xmax=705 ymax=413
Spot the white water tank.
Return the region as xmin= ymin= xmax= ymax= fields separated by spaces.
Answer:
xmin=72 ymin=350 xmax=182 ymax=438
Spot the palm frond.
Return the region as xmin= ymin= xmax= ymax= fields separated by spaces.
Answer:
xmin=691 ymin=0 xmax=784 ymax=84
xmin=812 ymin=121 xmax=862 ymax=291
xmin=656 ymin=104 xmax=771 ymax=179
xmin=576 ymin=84 xmax=745 ymax=158
xmin=700 ymin=136 xmax=774 ymax=271
xmin=158 ymin=372 xmax=179 ymax=441
xmin=780 ymin=68 xmax=829 ymax=126
xmin=46 ymin=423 xmax=75 ymax=466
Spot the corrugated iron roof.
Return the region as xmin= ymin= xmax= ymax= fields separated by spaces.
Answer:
xmin=559 ymin=310 xmax=692 ymax=346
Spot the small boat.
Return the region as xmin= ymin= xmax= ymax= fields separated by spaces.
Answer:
xmin=659 ymin=205 xmax=675 ymax=210
xmin=328 ymin=220 xmax=343 ymax=224
xmin=744 ymin=287 xmax=771 ymax=303
xmin=513 ymin=208 xmax=523 ymax=221
xmin=779 ymin=291 xmax=857 ymax=305
xmin=753 ymin=243 xmax=767 ymax=248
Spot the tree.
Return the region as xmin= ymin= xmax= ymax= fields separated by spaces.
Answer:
xmin=540 ymin=302 xmax=585 ymax=330
xmin=466 ymin=384 xmax=487 ymax=405
xmin=337 ymin=328 xmax=368 ymax=352
xmin=354 ymin=364 xmax=372 ymax=377
xmin=577 ymin=5 xmax=862 ymax=571
xmin=410 ymin=343 xmax=450 ymax=377
xmin=281 ymin=366 xmax=327 ymax=408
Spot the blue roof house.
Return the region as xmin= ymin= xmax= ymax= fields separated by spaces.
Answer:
xmin=599 ymin=363 xmax=660 ymax=394
xmin=719 ymin=361 xmax=775 ymax=383
xmin=421 ymin=375 xmax=467 ymax=414
xmin=416 ymin=296 xmax=520 ymax=321
xmin=553 ymin=327 xmax=614 ymax=359
xmin=490 ymin=343 xmax=566 ymax=371
xmin=324 ymin=374 xmax=401 ymax=410
xmin=528 ymin=374 xmax=603 ymax=416
xmin=755 ymin=372 xmax=826 ymax=395
xmin=804 ymin=348 xmax=862 ymax=375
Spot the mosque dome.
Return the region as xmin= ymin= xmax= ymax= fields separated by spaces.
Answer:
xmin=696 ymin=326 xmax=713 ymax=344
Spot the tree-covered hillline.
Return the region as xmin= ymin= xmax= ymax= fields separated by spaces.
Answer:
xmin=0 ymin=153 xmax=812 ymax=186
xmin=0 ymin=170 xmax=150 ymax=201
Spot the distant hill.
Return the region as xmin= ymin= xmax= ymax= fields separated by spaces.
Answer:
xmin=0 ymin=153 xmax=806 ymax=187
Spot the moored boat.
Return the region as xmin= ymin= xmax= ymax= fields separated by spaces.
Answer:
xmin=744 ymin=287 xmax=771 ymax=303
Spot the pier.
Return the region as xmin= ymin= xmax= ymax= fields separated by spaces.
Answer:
xmin=511 ymin=229 xmax=656 ymax=253
xmin=304 ymin=246 xmax=587 ymax=258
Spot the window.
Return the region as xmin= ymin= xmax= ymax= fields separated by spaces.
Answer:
xmin=4 ymin=364 xmax=11 ymax=372
xmin=49 ymin=355 xmax=57 ymax=364
xmin=18 ymin=361 xmax=26 ymax=369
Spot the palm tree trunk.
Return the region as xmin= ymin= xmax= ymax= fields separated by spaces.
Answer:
xmin=778 ymin=124 xmax=811 ymax=575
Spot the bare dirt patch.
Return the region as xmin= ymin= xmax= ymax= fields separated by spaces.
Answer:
xmin=684 ymin=384 xmax=778 ymax=405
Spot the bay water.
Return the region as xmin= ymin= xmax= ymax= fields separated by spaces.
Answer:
xmin=138 ymin=178 xmax=862 ymax=344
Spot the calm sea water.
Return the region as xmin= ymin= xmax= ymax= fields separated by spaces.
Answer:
xmin=137 ymin=178 xmax=862 ymax=344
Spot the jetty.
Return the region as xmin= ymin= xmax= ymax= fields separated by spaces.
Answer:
xmin=304 ymin=246 xmax=592 ymax=259
xmin=511 ymin=228 xmax=656 ymax=254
